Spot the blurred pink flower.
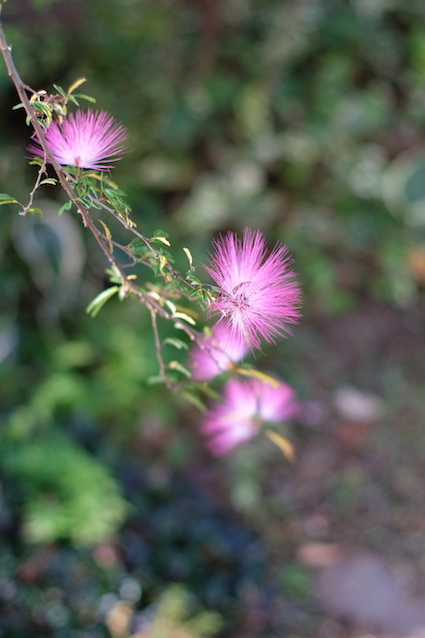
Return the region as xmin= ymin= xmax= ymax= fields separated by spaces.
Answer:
xmin=28 ymin=109 xmax=128 ymax=171
xmin=202 ymin=377 xmax=299 ymax=455
xmin=203 ymin=229 xmax=301 ymax=349
xmin=189 ymin=323 xmax=249 ymax=381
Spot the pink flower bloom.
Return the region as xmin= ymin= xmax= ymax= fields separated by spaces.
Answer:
xmin=202 ymin=378 xmax=299 ymax=455
xmin=203 ymin=229 xmax=301 ymax=350
xmin=189 ymin=323 xmax=249 ymax=381
xmin=27 ymin=109 xmax=128 ymax=171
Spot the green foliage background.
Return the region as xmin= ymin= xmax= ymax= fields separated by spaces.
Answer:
xmin=1 ymin=0 xmax=425 ymax=636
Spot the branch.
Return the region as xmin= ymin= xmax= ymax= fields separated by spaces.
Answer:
xmin=85 ymin=193 xmax=201 ymax=299
xmin=0 ymin=16 xmax=207 ymax=389
xmin=0 ymin=21 xmax=168 ymax=312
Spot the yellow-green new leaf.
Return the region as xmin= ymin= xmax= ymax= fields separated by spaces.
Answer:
xmin=28 ymin=208 xmax=43 ymax=217
xmin=163 ymin=338 xmax=188 ymax=350
xmin=147 ymin=376 xmax=166 ymax=386
xmin=173 ymin=312 xmax=196 ymax=325
xmin=264 ymin=430 xmax=295 ymax=460
xmin=168 ymin=360 xmax=192 ymax=378
xmin=235 ymin=367 xmax=280 ymax=388
xmin=67 ymin=77 xmax=87 ymax=95
xmin=86 ymin=286 xmax=119 ymax=317
xmin=183 ymin=246 xmax=193 ymax=268
xmin=0 ymin=194 xmax=19 ymax=205
xmin=151 ymin=236 xmax=171 ymax=246
xmin=98 ymin=219 xmax=113 ymax=253
xmin=181 ymin=391 xmax=207 ymax=411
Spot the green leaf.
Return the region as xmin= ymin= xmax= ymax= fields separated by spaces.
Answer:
xmin=52 ymin=84 xmax=67 ymax=97
xmin=186 ymin=273 xmax=202 ymax=286
xmin=128 ymin=239 xmax=149 ymax=256
xmin=32 ymin=102 xmax=51 ymax=115
xmin=173 ymin=279 xmax=194 ymax=294
xmin=57 ymin=200 xmax=72 ymax=216
xmin=147 ymin=376 xmax=166 ymax=386
xmin=156 ymin=248 xmax=173 ymax=260
xmin=12 ymin=103 xmax=25 ymax=110
xmin=153 ymin=229 xmax=170 ymax=239
xmin=67 ymin=77 xmax=87 ymax=94
xmin=164 ymin=300 xmax=177 ymax=314
xmin=151 ymin=235 xmax=171 ymax=246
xmin=180 ymin=391 xmax=207 ymax=411
xmin=85 ymin=197 xmax=102 ymax=210
xmin=0 ymin=199 xmax=19 ymax=206
xmin=73 ymin=93 xmax=96 ymax=103
xmin=264 ymin=430 xmax=295 ymax=460
xmin=194 ymin=289 xmax=212 ymax=304
xmin=172 ymin=312 xmax=196 ymax=325
xmin=29 ymin=157 xmax=46 ymax=167
xmin=86 ymin=286 xmax=120 ymax=318
xmin=105 ymin=265 xmax=123 ymax=284
xmin=168 ymin=360 xmax=192 ymax=378
xmin=28 ymin=207 xmax=43 ymax=217
xmin=77 ymin=196 xmax=96 ymax=209
xmin=103 ymin=188 xmax=131 ymax=214
xmin=163 ymin=338 xmax=188 ymax=350
xmin=52 ymin=104 xmax=67 ymax=116
xmin=196 ymin=383 xmax=221 ymax=400
xmin=235 ymin=366 xmax=281 ymax=387
xmin=68 ymin=95 xmax=80 ymax=106
xmin=0 ymin=194 xmax=18 ymax=205
xmin=39 ymin=178 xmax=58 ymax=186
xmin=183 ymin=247 xmax=193 ymax=268
xmin=8 ymin=431 xmax=128 ymax=545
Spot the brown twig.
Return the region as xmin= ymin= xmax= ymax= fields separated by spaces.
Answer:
xmin=19 ymin=156 xmax=47 ymax=216
xmin=149 ymin=307 xmax=173 ymax=389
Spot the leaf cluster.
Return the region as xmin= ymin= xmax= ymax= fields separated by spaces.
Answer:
xmin=13 ymin=77 xmax=96 ymax=128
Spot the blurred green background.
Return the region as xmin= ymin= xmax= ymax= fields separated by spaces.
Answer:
xmin=1 ymin=0 xmax=425 ymax=636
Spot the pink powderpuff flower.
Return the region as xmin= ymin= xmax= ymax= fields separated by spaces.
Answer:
xmin=202 ymin=377 xmax=299 ymax=455
xmin=203 ymin=229 xmax=301 ymax=350
xmin=27 ymin=109 xmax=128 ymax=171
xmin=189 ymin=323 xmax=249 ymax=381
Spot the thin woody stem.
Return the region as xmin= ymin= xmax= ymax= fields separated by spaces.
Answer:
xmin=20 ymin=157 xmax=47 ymax=216
xmin=149 ymin=307 xmax=173 ymax=389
